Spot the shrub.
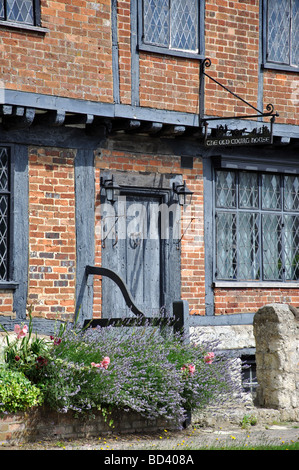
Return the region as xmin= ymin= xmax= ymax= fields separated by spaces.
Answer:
xmin=38 ymin=322 xmax=243 ymax=425
xmin=0 ymin=366 xmax=42 ymax=413
xmin=1 ymin=310 xmax=244 ymax=424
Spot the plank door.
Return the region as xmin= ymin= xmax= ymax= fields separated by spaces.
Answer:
xmin=101 ymin=193 xmax=164 ymax=318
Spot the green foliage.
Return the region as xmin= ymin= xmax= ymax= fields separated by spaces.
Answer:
xmin=240 ymin=414 xmax=258 ymax=428
xmin=0 ymin=366 xmax=42 ymax=413
xmin=0 ymin=311 xmax=243 ymax=424
xmin=37 ymin=323 xmax=242 ymax=425
xmin=0 ymin=305 xmax=52 ymax=383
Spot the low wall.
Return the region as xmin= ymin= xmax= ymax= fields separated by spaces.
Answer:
xmin=0 ymin=407 xmax=175 ymax=445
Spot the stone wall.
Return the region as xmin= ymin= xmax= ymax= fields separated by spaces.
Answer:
xmin=253 ymin=303 xmax=299 ymax=415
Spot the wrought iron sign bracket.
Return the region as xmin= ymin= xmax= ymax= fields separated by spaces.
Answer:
xmin=200 ymin=58 xmax=279 ymax=147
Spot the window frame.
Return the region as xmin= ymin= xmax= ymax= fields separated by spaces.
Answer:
xmin=213 ymin=168 xmax=299 ymax=285
xmin=0 ymin=0 xmax=47 ymax=33
xmin=137 ymin=0 xmax=205 ymax=60
xmin=262 ymin=0 xmax=299 ymax=73
xmin=0 ymin=145 xmax=14 ymax=288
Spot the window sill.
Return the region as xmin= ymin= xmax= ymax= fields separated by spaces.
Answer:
xmin=138 ymin=44 xmax=204 ymax=61
xmin=0 ymin=281 xmax=19 ymax=290
xmin=0 ymin=20 xmax=49 ymax=34
xmin=262 ymin=62 xmax=299 ymax=74
xmin=214 ymin=281 xmax=299 ymax=289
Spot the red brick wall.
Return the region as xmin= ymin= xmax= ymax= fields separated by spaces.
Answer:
xmin=139 ymin=54 xmax=200 ymax=113
xmin=27 ymin=148 xmax=76 ymax=320
xmin=0 ymin=291 xmax=13 ymax=315
xmin=204 ymin=0 xmax=298 ymax=126
xmin=263 ymin=72 xmax=299 ymax=126
xmin=117 ymin=0 xmax=131 ymax=104
xmin=214 ymin=288 xmax=299 ymax=315
xmin=94 ymin=150 xmax=205 ymax=317
xmin=0 ymin=0 xmax=298 ymax=125
xmin=205 ymin=0 xmax=260 ymax=117
xmin=1 ymin=0 xmax=113 ymax=101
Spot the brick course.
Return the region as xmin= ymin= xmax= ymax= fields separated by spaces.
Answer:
xmin=214 ymin=288 xmax=299 ymax=315
xmin=27 ymin=148 xmax=76 ymax=320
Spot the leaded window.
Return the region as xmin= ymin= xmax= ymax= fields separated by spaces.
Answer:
xmin=264 ymin=0 xmax=299 ymax=70
xmin=0 ymin=148 xmax=11 ymax=282
xmin=215 ymin=170 xmax=299 ymax=282
xmin=0 ymin=0 xmax=40 ymax=26
xmin=139 ymin=0 xmax=203 ymax=58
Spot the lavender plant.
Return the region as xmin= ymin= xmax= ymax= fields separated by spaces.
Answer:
xmin=38 ymin=322 xmax=243 ymax=425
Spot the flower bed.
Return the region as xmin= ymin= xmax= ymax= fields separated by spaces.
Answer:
xmin=0 ymin=306 xmax=244 ymax=445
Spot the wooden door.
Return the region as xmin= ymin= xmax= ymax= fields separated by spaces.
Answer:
xmin=101 ymin=193 xmax=165 ymax=318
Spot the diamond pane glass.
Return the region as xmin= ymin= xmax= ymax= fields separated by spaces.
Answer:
xmin=0 ymin=195 xmax=8 ymax=281
xmin=170 ymin=0 xmax=198 ymax=51
xmin=292 ymin=0 xmax=299 ymax=65
xmin=215 ymin=169 xmax=299 ymax=282
xmin=267 ymin=0 xmax=290 ymax=64
xmin=239 ymin=213 xmax=260 ymax=280
xmin=0 ymin=148 xmax=9 ymax=191
xmin=262 ymin=174 xmax=281 ymax=210
xmin=284 ymin=175 xmax=299 ymax=210
xmin=216 ymin=212 xmax=237 ymax=279
xmin=215 ymin=171 xmax=236 ymax=208
xmin=6 ymin=0 xmax=34 ymax=25
xmin=143 ymin=0 xmax=169 ymax=47
xmin=284 ymin=214 xmax=299 ymax=280
xmin=0 ymin=1 xmax=4 ymax=19
xmin=262 ymin=214 xmax=283 ymax=280
xmin=239 ymin=172 xmax=259 ymax=208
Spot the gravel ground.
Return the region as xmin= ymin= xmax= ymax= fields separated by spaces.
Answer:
xmin=2 ymin=420 xmax=299 ymax=451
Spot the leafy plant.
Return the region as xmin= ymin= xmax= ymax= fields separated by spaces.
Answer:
xmin=240 ymin=414 xmax=258 ymax=429
xmin=0 ymin=305 xmax=52 ymax=383
xmin=0 ymin=366 xmax=42 ymax=413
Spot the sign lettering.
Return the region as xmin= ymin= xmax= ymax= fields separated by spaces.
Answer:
xmin=204 ymin=125 xmax=273 ymax=147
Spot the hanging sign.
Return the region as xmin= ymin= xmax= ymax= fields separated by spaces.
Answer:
xmin=204 ymin=124 xmax=273 ymax=147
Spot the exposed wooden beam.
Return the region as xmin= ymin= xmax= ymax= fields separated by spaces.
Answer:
xmin=36 ymin=110 xmax=66 ymax=126
xmin=159 ymin=125 xmax=186 ymax=136
xmin=138 ymin=121 xmax=163 ymax=134
xmin=64 ymin=113 xmax=94 ymax=126
xmin=2 ymin=107 xmax=35 ymax=129
xmin=0 ymin=105 xmax=13 ymax=115
xmin=85 ymin=117 xmax=113 ymax=137
xmin=112 ymin=119 xmax=141 ymax=132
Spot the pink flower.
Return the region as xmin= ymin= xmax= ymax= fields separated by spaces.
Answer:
xmin=181 ymin=363 xmax=196 ymax=376
xmin=91 ymin=362 xmax=101 ymax=368
xmin=204 ymin=352 xmax=215 ymax=364
xmin=100 ymin=356 xmax=110 ymax=369
xmin=91 ymin=356 xmax=110 ymax=370
xmin=14 ymin=324 xmax=28 ymax=339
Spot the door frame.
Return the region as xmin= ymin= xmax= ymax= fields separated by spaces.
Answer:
xmin=99 ymin=170 xmax=182 ymax=317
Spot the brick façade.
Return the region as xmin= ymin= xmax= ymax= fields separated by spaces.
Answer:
xmin=0 ymin=0 xmax=298 ymax=323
